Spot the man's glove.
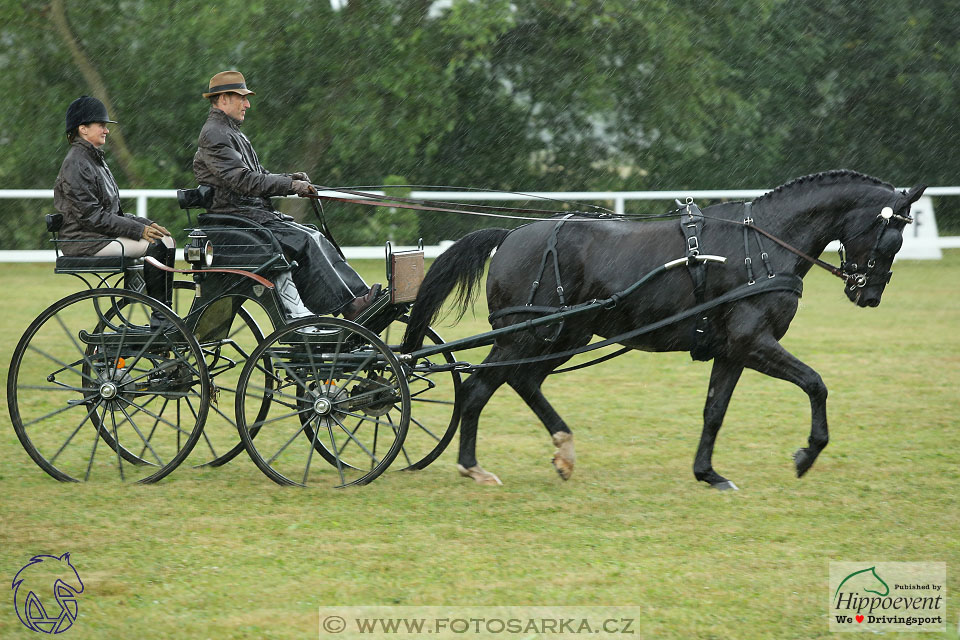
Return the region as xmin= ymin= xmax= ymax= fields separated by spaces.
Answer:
xmin=290 ymin=172 xmax=311 ymax=182
xmin=291 ymin=180 xmax=316 ymax=197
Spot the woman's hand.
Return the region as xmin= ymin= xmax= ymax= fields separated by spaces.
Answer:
xmin=141 ymin=222 xmax=170 ymax=242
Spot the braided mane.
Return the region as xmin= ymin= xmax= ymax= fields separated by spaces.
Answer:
xmin=753 ymin=170 xmax=894 ymax=204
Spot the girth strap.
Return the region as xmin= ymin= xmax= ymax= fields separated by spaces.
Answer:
xmin=679 ymin=201 xmax=712 ymax=360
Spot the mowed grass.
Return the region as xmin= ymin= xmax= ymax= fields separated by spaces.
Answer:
xmin=1 ymin=253 xmax=958 ymax=639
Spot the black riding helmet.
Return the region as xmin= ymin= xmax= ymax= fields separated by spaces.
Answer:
xmin=65 ymin=95 xmax=117 ymax=133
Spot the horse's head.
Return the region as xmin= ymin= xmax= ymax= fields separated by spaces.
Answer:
xmin=840 ymin=183 xmax=926 ymax=307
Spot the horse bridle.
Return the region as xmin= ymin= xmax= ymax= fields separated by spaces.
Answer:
xmin=741 ymin=201 xmax=912 ymax=290
xmin=837 ymin=204 xmax=913 ymax=290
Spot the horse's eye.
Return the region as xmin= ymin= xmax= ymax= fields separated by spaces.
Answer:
xmin=877 ymin=229 xmax=903 ymax=257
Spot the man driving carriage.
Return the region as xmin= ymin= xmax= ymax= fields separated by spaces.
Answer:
xmin=192 ymin=70 xmax=380 ymax=320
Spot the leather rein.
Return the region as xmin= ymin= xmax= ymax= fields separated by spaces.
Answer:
xmin=306 ymin=187 xmax=911 ymax=291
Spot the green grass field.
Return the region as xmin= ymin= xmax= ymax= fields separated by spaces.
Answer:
xmin=1 ymin=254 xmax=958 ymax=639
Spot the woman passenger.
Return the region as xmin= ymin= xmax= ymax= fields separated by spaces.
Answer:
xmin=53 ymin=96 xmax=176 ymax=325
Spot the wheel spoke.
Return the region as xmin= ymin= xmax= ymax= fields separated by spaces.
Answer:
xmin=20 ymin=396 xmax=99 ymax=430
xmin=49 ymin=401 xmax=102 ymax=465
xmin=116 ymin=396 xmax=194 ymax=438
xmin=265 ymin=421 xmax=310 ymax=466
xmin=84 ymin=404 xmax=107 ymax=481
xmin=116 ymin=400 xmax=165 ymax=466
xmin=331 ymin=414 xmax=380 ymax=466
xmin=27 ymin=344 xmax=98 ymax=386
xmin=408 ymin=413 xmax=442 ymax=442
xmin=136 ymin=397 xmax=170 ymax=460
xmin=110 ymin=404 xmax=125 ymax=481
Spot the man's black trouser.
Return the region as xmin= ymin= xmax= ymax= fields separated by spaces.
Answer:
xmin=262 ymin=219 xmax=368 ymax=315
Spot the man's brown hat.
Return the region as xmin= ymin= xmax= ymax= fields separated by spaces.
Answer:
xmin=202 ymin=70 xmax=256 ymax=99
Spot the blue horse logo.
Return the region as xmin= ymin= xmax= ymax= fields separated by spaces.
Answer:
xmin=12 ymin=553 xmax=84 ymax=634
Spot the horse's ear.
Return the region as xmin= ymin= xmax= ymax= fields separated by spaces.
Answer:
xmin=903 ymin=184 xmax=927 ymax=204
xmin=59 ymin=552 xmax=71 ymax=562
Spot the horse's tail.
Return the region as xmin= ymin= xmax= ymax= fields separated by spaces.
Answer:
xmin=402 ymin=228 xmax=512 ymax=352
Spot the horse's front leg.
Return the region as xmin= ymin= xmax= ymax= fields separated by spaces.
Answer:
xmin=694 ymin=356 xmax=744 ymax=490
xmin=745 ymin=337 xmax=829 ymax=477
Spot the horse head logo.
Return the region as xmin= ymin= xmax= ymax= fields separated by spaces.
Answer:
xmin=834 ymin=565 xmax=890 ymax=599
xmin=12 ymin=553 xmax=84 ymax=634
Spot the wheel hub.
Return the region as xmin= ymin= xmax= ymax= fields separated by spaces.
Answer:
xmin=99 ymin=382 xmax=118 ymax=399
xmin=312 ymin=397 xmax=333 ymax=416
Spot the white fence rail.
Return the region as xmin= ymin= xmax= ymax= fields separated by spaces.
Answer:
xmin=1 ymin=188 xmax=958 ymax=262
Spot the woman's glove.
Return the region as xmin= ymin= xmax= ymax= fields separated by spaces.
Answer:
xmin=290 ymin=172 xmax=311 ymax=182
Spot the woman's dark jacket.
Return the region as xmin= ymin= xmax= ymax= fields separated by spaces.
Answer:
xmin=53 ymin=139 xmax=151 ymax=256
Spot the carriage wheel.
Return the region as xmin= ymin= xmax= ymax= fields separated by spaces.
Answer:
xmin=235 ymin=316 xmax=410 ymax=487
xmin=167 ymin=281 xmax=273 ymax=468
xmin=379 ymin=317 xmax=460 ymax=471
xmin=294 ymin=317 xmax=460 ymax=473
xmin=8 ymin=289 xmax=209 ymax=483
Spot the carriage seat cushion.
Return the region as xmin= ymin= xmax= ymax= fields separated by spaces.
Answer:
xmin=55 ymin=255 xmax=142 ymax=272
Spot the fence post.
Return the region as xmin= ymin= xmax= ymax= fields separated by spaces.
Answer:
xmin=137 ymin=194 xmax=148 ymax=219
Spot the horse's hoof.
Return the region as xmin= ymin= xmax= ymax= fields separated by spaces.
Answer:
xmin=457 ymin=464 xmax=502 ymax=486
xmin=793 ymin=448 xmax=817 ymax=478
xmin=551 ymin=458 xmax=573 ymax=481
xmin=551 ymin=431 xmax=575 ymax=481
xmin=710 ymin=480 xmax=739 ymax=491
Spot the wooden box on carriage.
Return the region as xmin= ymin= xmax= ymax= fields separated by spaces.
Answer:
xmin=389 ymin=249 xmax=425 ymax=303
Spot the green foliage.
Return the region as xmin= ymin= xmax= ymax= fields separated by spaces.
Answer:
xmin=0 ymin=0 xmax=958 ymax=247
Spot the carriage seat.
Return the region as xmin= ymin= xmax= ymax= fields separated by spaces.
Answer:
xmin=195 ymin=212 xmax=293 ymax=271
xmin=46 ymin=213 xmax=142 ymax=274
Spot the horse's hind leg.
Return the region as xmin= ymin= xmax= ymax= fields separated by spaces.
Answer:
xmin=745 ymin=337 xmax=828 ymax=478
xmin=456 ymin=347 xmax=512 ymax=486
xmin=695 ymin=356 xmax=744 ymax=490
xmin=506 ymin=364 xmax=576 ymax=480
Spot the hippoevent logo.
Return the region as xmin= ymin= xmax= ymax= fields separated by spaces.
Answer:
xmin=12 ymin=553 xmax=84 ymax=634
xmin=829 ymin=562 xmax=945 ymax=632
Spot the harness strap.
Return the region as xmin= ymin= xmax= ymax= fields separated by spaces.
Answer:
xmin=679 ymin=201 xmax=714 ymax=360
xmin=435 ymin=275 xmax=803 ymax=373
xmin=741 ymin=202 xmax=775 ymax=283
xmin=528 ymin=215 xmax=573 ymax=307
xmin=520 ymin=215 xmax=574 ymax=342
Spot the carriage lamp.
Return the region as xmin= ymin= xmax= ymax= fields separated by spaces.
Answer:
xmin=184 ymin=229 xmax=214 ymax=268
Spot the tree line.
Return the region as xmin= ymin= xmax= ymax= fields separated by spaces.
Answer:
xmin=1 ymin=0 xmax=957 ymax=249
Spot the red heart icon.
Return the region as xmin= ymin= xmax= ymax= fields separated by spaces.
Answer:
xmin=855 ymin=615 xmax=864 ymax=623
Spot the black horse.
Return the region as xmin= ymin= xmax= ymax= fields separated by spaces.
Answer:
xmin=402 ymin=170 xmax=926 ymax=489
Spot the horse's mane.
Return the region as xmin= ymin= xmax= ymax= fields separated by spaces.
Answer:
xmin=752 ymin=170 xmax=894 ymax=204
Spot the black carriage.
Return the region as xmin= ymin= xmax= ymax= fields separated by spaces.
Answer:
xmin=7 ymin=191 xmax=461 ymax=487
